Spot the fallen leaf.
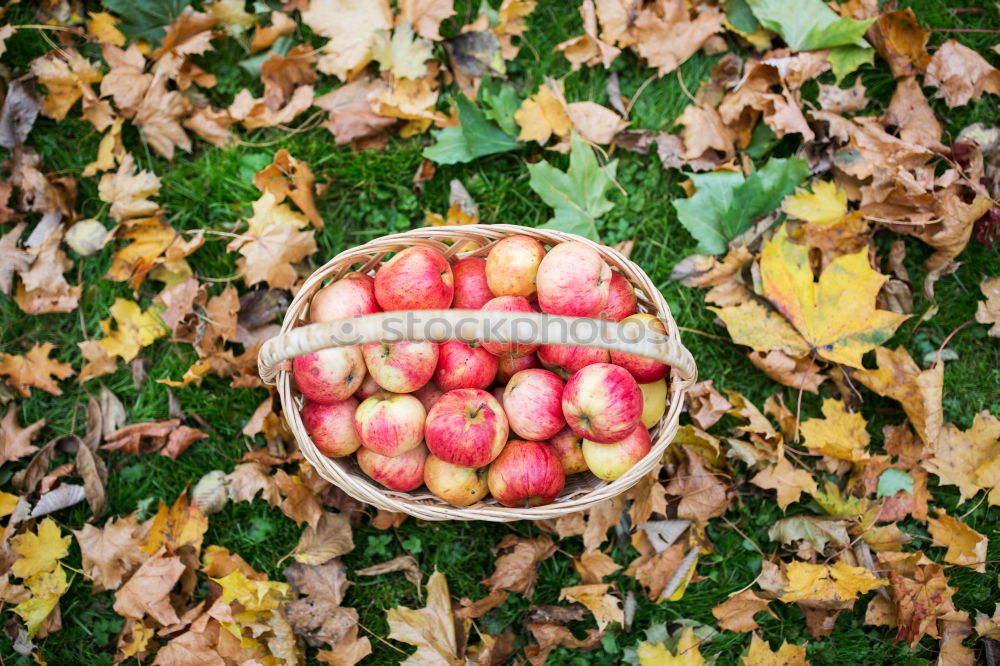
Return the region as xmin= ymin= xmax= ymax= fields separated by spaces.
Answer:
xmin=72 ymin=514 xmax=148 ymax=591
xmin=0 ymin=77 xmax=40 ymax=149
xmin=98 ymin=298 xmax=168 ymax=362
xmin=867 ymin=8 xmax=930 ymax=78
xmin=976 ymin=277 xmax=1000 ymax=337
xmin=12 ymin=227 xmax=81 ymax=314
xmin=356 ymin=555 xmax=422 ymax=598
xmin=261 ymin=44 xmax=318 ymax=111
xmin=574 ymin=550 xmax=622 ymax=585
xmin=515 ymin=81 xmax=571 ymax=144
xmin=140 ymin=492 xmax=209 ymax=556
xmin=780 ymin=560 xmax=887 ymax=603
xmin=0 ymin=342 xmax=74 ymax=398
xmin=712 ymin=589 xmax=773 ymax=632
xmin=274 ymin=469 xmax=324 ymax=526
xmin=524 ymin=622 xmax=601 ymax=666
xmin=884 ymin=76 xmax=945 ymax=152
xmin=228 ymin=84 xmax=314 ymax=130
xmin=633 ymin=0 xmax=724 ymax=76
xmin=925 ymin=39 xmax=1000 ymax=108
xmin=386 ymin=570 xmax=462 ymax=664
xmin=928 ymin=509 xmax=988 ymax=573
xmin=227 ymin=192 xmax=317 ymax=289
xmin=253 ymin=149 xmax=323 ymax=230
xmin=77 ymin=339 xmax=120 ymax=383
xmin=225 ymin=462 xmax=281 ymax=506
xmin=783 ymin=181 xmax=848 ymax=225
xmin=399 ymin=0 xmax=455 ymax=41
xmin=105 ymin=217 xmax=180 ymax=288
xmin=743 ymin=633 xmax=809 ymax=665
xmin=664 ymin=446 xmax=731 ymax=522
xmin=11 ymin=518 xmax=71 ymax=578
xmin=0 ymin=224 xmax=31 ymax=295
xmin=29 ymin=49 xmax=107 ymax=128
xmin=747 ymin=350 xmax=826 ymax=394
xmin=482 ymin=534 xmax=556 ymax=596
xmin=559 ymin=583 xmax=623 ymax=631
xmin=96 ymin=148 xmax=161 ymax=220
xmin=800 ymin=398 xmax=870 ymax=462
xmin=250 ymin=11 xmax=296 ymax=52
xmin=12 ymin=564 xmax=68 ymax=638
xmin=292 ymin=512 xmax=354 ymax=565
xmin=556 ymin=0 xmax=620 ymax=71
xmin=634 ymin=626 xmax=707 ymax=665
xmin=888 ymin=559 xmax=959 ymax=648
xmin=751 ymin=455 xmax=817 ymax=510
xmin=316 ymin=76 xmax=397 ymax=146
xmin=769 ymin=516 xmax=850 ymax=555
xmin=0 ymin=405 xmax=45 ymax=467
xmin=817 ymin=79 xmax=869 ymax=114
xmin=302 ymin=0 xmax=393 ymax=80
xmin=373 ymin=22 xmax=434 ymax=80
xmin=685 ymin=380 xmax=732 ymax=429
xmin=854 ymin=346 xmax=942 ymax=446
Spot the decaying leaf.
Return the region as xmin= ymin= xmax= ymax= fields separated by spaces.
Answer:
xmin=292 ymin=511 xmax=354 ymax=565
xmin=227 ymin=192 xmax=317 ymax=289
xmin=386 ymin=570 xmax=462 ymax=663
xmin=0 ymin=342 xmax=74 ymax=398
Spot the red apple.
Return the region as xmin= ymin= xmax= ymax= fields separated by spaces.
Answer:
xmin=487 ymin=439 xmax=565 ymax=507
xmin=425 ymin=388 xmax=508 ymax=467
xmin=452 ymin=256 xmax=493 ymax=309
xmin=598 ymin=272 xmax=637 ymax=321
xmin=434 ymin=340 xmax=498 ymax=391
xmin=423 ymin=454 xmax=490 ymax=506
xmin=609 ymin=314 xmax=671 ymax=383
xmin=361 ymin=340 xmax=438 ymax=393
xmin=354 ymin=392 xmax=425 ymax=457
xmin=357 ymin=444 xmax=427 ymax=492
xmin=562 ymin=363 xmax=642 ymax=443
xmin=301 ymin=398 xmax=362 ymax=457
xmin=412 ymin=380 xmax=445 ymax=412
xmin=485 ymin=235 xmax=546 ymax=298
xmin=502 ymin=369 xmax=565 ymax=441
xmin=310 ymin=271 xmax=380 ymax=322
xmin=537 ymin=344 xmax=609 ymax=379
xmin=582 ymin=426 xmax=651 ymax=481
xmin=480 ymin=295 xmax=539 ymax=358
xmin=496 ymin=353 xmax=540 ymax=384
xmin=550 ymin=427 xmax=588 ymax=474
xmin=536 ymin=241 xmax=611 ymax=317
xmin=374 ymin=246 xmax=454 ymax=311
xmin=293 ymin=347 xmax=366 ymax=404
xmin=355 ymin=373 xmax=381 ymax=401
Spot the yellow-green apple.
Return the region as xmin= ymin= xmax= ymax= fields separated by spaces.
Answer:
xmin=537 ymin=344 xmax=609 ymax=379
xmin=550 ymin=427 xmax=588 ymax=474
xmin=355 ymin=373 xmax=381 ymax=401
xmin=357 ymin=443 xmax=427 ymax=492
xmin=310 ymin=271 xmax=380 ymax=322
xmin=536 ymin=241 xmax=611 ymax=316
xmin=354 ymin=392 xmax=425 ymax=457
xmin=452 ymin=256 xmax=493 ymax=309
xmin=609 ymin=313 xmax=670 ymax=382
xmin=301 ymin=398 xmax=362 ymax=457
xmin=487 ymin=439 xmax=565 ymax=507
xmin=638 ymin=379 xmax=667 ymax=428
xmin=497 ymin=353 xmax=540 ymax=384
xmin=481 ymin=295 xmax=538 ymax=358
xmin=562 ymin=363 xmax=642 ymax=443
xmin=423 ymin=454 xmax=489 ymax=506
xmin=293 ymin=347 xmax=366 ymax=404
xmin=425 ymin=388 xmax=508 ymax=467
xmin=485 ymin=234 xmax=546 ymax=297
xmin=361 ymin=340 xmax=438 ymax=393
xmin=502 ymin=369 xmax=566 ymax=440
xmin=412 ymin=380 xmax=444 ymax=412
xmin=434 ymin=340 xmax=498 ymax=390
xmin=598 ymin=272 xmax=636 ymax=321
xmin=374 ymin=246 xmax=454 ymax=311
xmin=582 ymin=425 xmax=650 ymax=480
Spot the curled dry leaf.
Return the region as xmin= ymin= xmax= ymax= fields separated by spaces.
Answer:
xmin=482 ymin=533 xmax=556 ymax=597
xmin=925 ymin=40 xmax=1000 ymax=108
xmin=253 ymin=149 xmax=323 ymax=230
xmin=141 ymin=492 xmax=209 ymax=557
xmin=316 ymin=76 xmax=397 ymax=146
xmin=664 ymin=445 xmax=731 ymax=523
xmin=558 ymin=584 xmax=623 ymax=631
xmin=356 ymin=555 xmax=422 ymax=599
xmin=573 ymin=549 xmax=621 ymax=585
xmin=386 ymin=570 xmax=462 ymax=664
xmin=556 ymin=0 xmax=620 ymax=71
xmin=113 ymin=547 xmax=186 ymax=626
xmin=274 ymin=469 xmax=324 ymax=527
xmin=13 ymin=227 xmax=82 ymax=315
xmin=748 ymin=350 xmax=826 ymax=394
xmin=685 ymin=379 xmax=732 ymax=429
xmin=853 ymin=346 xmax=942 ymax=446
xmin=927 ymin=509 xmax=988 ymax=573
xmin=712 ymin=589 xmax=774 ymax=632
xmin=225 ymin=462 xmax=282 ymax=506
xmin=292 ymin=511 xmax=354 ymax=565
xmin=524 ymin=622 xmax=601 ymax=666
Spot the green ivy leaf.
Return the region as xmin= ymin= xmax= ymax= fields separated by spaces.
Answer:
xmin=673 ymin=157 xmax=809 ymax=255
xmin=877 ymin=469 xmax=915 ymax=498
xmin=527 ymin=134 xmax=618 ymax=242
xmin=422 ymin=94 xmax=520 ymax=164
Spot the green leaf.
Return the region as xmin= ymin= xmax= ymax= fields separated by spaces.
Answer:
xmin=672 ymin=157 xmax=808 ymax=255
xmin=726 ymin=0 xmax=759 ymax=34
xmin=828 ymin=44 xmax=875 ymax=83
xmin=102 ymin=0 xmax=188 ymax=46
xmin=877 ymin=469 xmax=915 ymax=498
xmin=480 ymin=79 xmax=521 ymax=136
xmin=422 ymin=95 xmax=520 ymax=164
xmin=528 ymin=135 xmax=617 ymax=242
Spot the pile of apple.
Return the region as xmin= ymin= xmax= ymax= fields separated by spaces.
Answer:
xmin=293 ymin=235 xmax=670 ymax=508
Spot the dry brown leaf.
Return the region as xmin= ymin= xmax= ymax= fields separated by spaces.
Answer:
xmin=515 ymin=81 xmax=571 ymax=144
xmin=398 ymin=0 xmax=455 ymax=41
xmin=928 ymin=509 xmax=988 ymax=573
xmin=566 ymin=101 xmax=627 ymax=145
xmin=556 ymin=0 xmax=620 ymax=71
xmin=292 ymin=512 xmax=354 ymax=565
xmin=0 ymin=342 xmax=74 ymax=398
xmin=72 ymin=514 xmax=148 ymax=591
xmin=132 ymin=68 xmax=194 ymax=159
xmin=274 ymin=469 xmax=324 ymax=526
xmin=29 ymin=49 xmax=108 ymax=129
xmin=302 ymin=0 xmax=392 ymax=80
xmin=867 ymin=8 xmax=930 ymax=78
xmin=627 ymin=470 xmax=667 ymax=526
xmin=976 ymin=276 xmax=1000 ymax=337
xmin=98 ymin=154 xmax=160 ymax=223
xmin=113 ymin=547 xmax=186 ymax=626
xmin=316 ymin=77 xmax=397 ymax=146
xmin=558 ymin=583 xmax=623 ymax=630
xmin=711 ymin=589 xmax=773 ymax=632
xmin=356 ymin=555 xmax=422 ymax=599
xmin=817 ymin=79 xmax=869 ymax=114
xmin=719 ymin=61 xmax=814 ymax=143
xmin=685 ymin=379 xmax=732 ymax=429
xmin=632 ymin=0 xmax=724 ymax=76
xmin=77 ymin=340 xmax=119 ymax=384
xmin=226 ymin=462 xmax=282 ymax=506
xmin=0 ymin=223 xmax=30 ymax=295
xmin=675 ymin=104 xmax=736 ymax=162
xmin=140 ymin=491 xmax=209 ymax=557
xmin=250 ymin=11 xmax=296 ymax=53
xmin=386 ymin=570 xmax=461 ymax=664
xmin=13 ymin=227 xmax=81 ymax=315
xmin=482 ymin=533 xmax=556 ymax=596
xmin=524 ymin=622 xmax=601 ymax=666
xmin=261 ymin=44 xmax=318 ymax=111
xmin=664 ymin=445 xmax=731 ymax=522
xmin=747 ymin=350 xmax=826 ymax=394
xmin=227 ymin=192 xmax=317 ymax=289
xmin=0 ymin=405 xmax=46 ymax=466
xmin=885 ymin=76 xmax=945 ymax=153
xmin=925 ymin=39 xmax=1000 ymax=108
xmin=927 ymin=411 xmax=1000 ymax=505
xmin=227 ymin=84 xmax=314 ymax=130
xmin=253 ymin=149 xmax=323 ymax=230
xmin=751 ymin=455 xmax=818 ymax=511
xmin=183 ymin=106 xmax=236 ymax=147
xmin=573 ymin=550 xmax=621 ymax=585
xmin=854 ymin=346 xmax=942 ymax=446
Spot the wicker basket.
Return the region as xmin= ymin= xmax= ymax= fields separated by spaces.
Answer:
xmin=258 ymin=224 xmax=697 ymax=522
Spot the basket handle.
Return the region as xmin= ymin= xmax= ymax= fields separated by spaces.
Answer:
xmin=258 ymin=310 xmax=697 ymax=387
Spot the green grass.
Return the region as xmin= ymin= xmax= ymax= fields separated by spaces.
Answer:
xmin=1 ymin=0 xmax=999 ymax=664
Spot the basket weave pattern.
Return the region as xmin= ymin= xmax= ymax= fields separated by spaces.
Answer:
xmin=258 ymin=224 xmax=697 ymax=522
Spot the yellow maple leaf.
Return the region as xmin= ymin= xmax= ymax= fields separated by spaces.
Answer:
xmin=927 ymin=509 xmax=989 ymax=573
xmin=637 ymin=627 xmax=706 ymax=665
xmin=783 ymin=181 xmax=848 ymax=225
xmin=515 ymin=82 xmax=571 ymax=144
xmin=105 ymin=217 xmax=179 ymax=288
xmin=11 ymin=518 xmax=71 ymax=579
xmin=372 ymin=22 xmax=433 ymax=80
xmin=750 ymin=455 xmax=817 ymax=510
xmin=926 ymin=411 xmax=1000 ymax=505
xmin=227 ymin=192 xmax=317 ymax=289
xmin=87 ymin=11 xmax=126 ymax=47
xmin=302 ymin=0 xmax=392 ymax=80
xmin=0 ymin=491 xmax=19 ymax=517
xmin=0 ymin=342 xmax=75 ymax=398
xmin=780 ymin=560 xmax=887 ymax=603
xmin=99 ymin=298 xmax=168 ymax=362
xmin=119 ymin=621 xmax=154 ymax=659
xmin=214 ymin=569 xmax=291 ymax=611
xmin=387 ymin=570 xmax=462 ymax=664
xmin=12 ymin=565 xmax=69 ymax=637
xmin=559 ymin=583 xmax=624 ymax=630
xmin=141 ymin=492 xmax=209 ymax=556
xmin=97 ymin=154 xmax=161 ymax=223
xmin=800 ymin=398 xmax=871 ymax=462
xmin=29 ymin=49 xmax=103 ymax=122
xmin=718 ymin=225 xmax=908 ymax=368
xmin=743 ymin=633 xmax=809 ymax=665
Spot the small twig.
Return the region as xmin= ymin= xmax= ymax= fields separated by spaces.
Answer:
xmin=625 ymin=73 xmax=658 ymax=116
xmin=793 ymin=355 xmax=815 ymax=443
xmin=930 ymin=318 xmax=975 ymax=370
xmin=357 ymin=620 xmax=409 ymax=655
xmin=960 ymin=492 xmax=988 ymax=520
xmin=677 ymin=326 xmax=730 ymax=342
xmin=676 ymin=69 xmax=698 ymax=106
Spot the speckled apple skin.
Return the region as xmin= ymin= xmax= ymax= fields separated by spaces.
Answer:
xmin=487 ymin=439 xmax=565 ymax=508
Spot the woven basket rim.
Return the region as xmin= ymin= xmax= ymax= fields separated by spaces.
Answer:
xmin=262 ymin=223 xmax=697 ymax=522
